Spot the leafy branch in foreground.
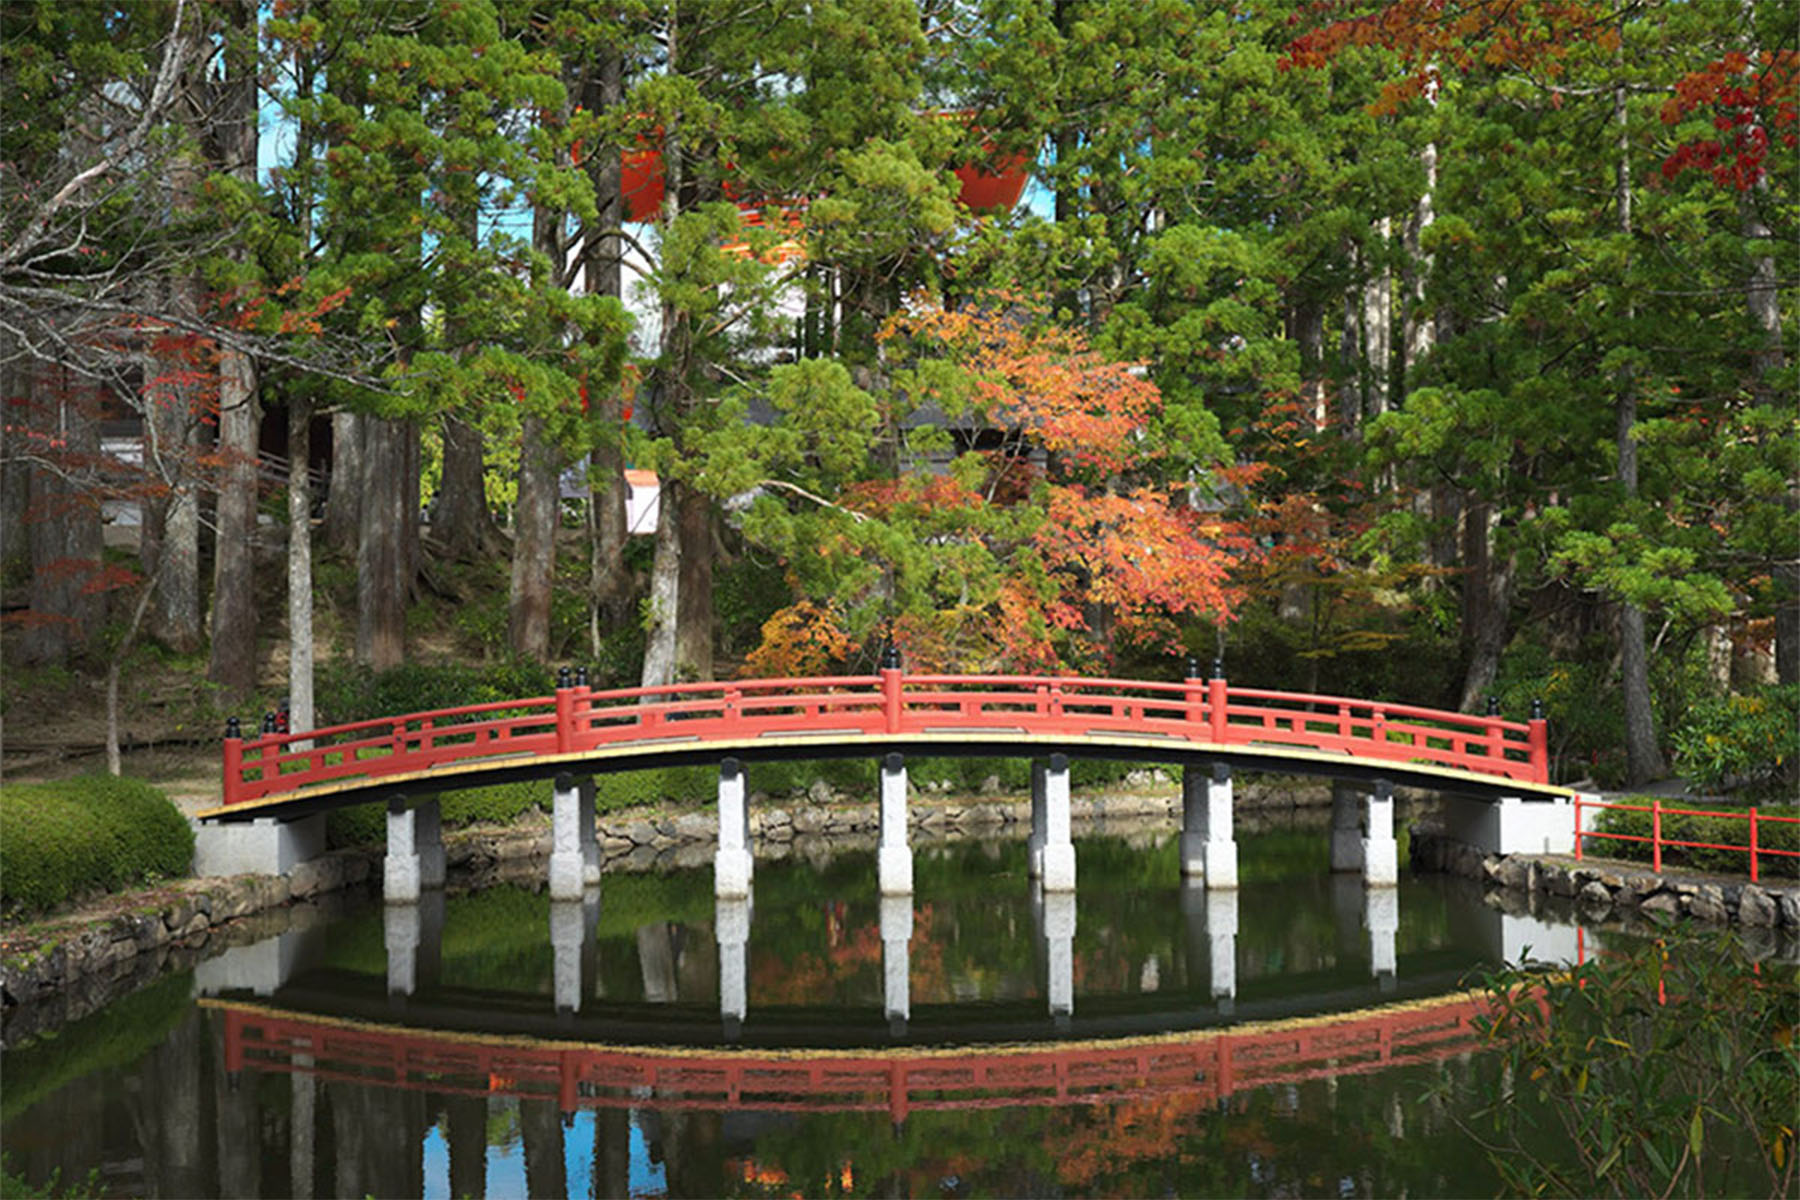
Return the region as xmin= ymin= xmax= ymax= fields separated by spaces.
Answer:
xmin=1460 ymin=928 xmax=1798 ymax=1198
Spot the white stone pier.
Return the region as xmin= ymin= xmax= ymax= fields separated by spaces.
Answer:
xmin=1181 ymin=881 xmax=1238 ymax=1006
xmin=1037 ymin=887 xmax=1077 ymax=1021
xmin=881 ymin=894 xmax=912 ymax=1036
xmin=551 ymin=891 xmax=600 ymax=1014
xmin=194 ymin=814 xmax=326 ymax=879
xmin=1365 ymin=885 xmax=1399 ymax=988
xmin=717 ymin=895 xmax=752 ymax=1038
xmin=877 ymin=754 xmax=913 ymax=895
xmin=1180 ymin=762 xmax=1238 ymax=888
xmin=550 ymin=774 xmax=599 ymax=900
xmin=384 ymin=797 xmax=445 ymax=904
xmin=1331 ymin=779 xmax=1398 ymax=886
xmin=715 ymin=759 xmax=753 ymax=899
xmin=383 ymin=891 xmax=444 ymax=997
xmin=1032 ymin=754 xmax=1075 ymax=892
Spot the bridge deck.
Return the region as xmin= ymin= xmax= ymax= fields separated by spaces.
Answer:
xmin=201 ymin=671 xmax=1563 ymax=822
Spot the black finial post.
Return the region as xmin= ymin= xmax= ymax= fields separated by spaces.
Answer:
xmin=1486 ymin=696 xmax=1501 ymax=717
xmin=261 ymin=711 xmax=277 ymax=734
xmin=1185 ymin=655 xmax=1201 ymax=680
xmin=575 ymin=665 xmax=589 ymax=687
xmin=557 ymin=665 xmax=573 ymax=689
xmin=1531 ymin=697 xmax=1545 ymax=720
xmin=881 ymin=642 xmax=902 ymax=671
xmin=225 ymin=715 xmax=242 ymax=740
xmin=1211 ymin=657 xmax=1225 ymax=680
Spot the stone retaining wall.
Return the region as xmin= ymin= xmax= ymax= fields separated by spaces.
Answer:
xmin=1411 ymin=826 xmax=1800 ymax=930
xmin=0 ymin=778 xmax=1345 ymax=1029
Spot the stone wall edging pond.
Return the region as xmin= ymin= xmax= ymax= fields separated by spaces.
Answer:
xmin=1 ymin=778 xmax=1331 ymax=1024
xmin=38 ymin=779 xmax=1792 ymax=1031
xmin=1410 ymin=826 xmax=1800 ymax=930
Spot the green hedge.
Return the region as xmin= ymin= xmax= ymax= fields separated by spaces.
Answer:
xmin=1589 ymin=797 xmax=1800 ymax=879
xmin=0 ymin=776 xmax=195 ymax=915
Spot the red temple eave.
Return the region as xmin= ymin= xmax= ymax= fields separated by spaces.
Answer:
xmin=618 ymin=146 xmax=1031 ymax=224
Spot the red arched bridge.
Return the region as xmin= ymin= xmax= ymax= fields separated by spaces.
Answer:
xmin=207 ymin=663 xmax=1558 ymax=819
xmin=210 ymin=990 xmax=1488 ymax=1125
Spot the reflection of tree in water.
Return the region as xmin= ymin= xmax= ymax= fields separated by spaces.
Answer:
xmin=725 ymin=1057 xmax=1497 ymax=1199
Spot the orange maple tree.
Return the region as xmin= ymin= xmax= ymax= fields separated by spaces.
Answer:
xmin=741 ymin=296 xmax=1254 ymax=675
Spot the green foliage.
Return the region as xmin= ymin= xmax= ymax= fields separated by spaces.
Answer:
xmin=1465 ymin=930 xmax=1799 ymax=1197
xmin=326 ymin=779 xmax=553 ymax=849
xmin=314 ymin=660 xmax=553 ymax=728
xmin=1672 ymin=685 xmax=1800 ymax=797
xmin=0 ymin=777 xmax=194 ymax=915
xmin=1590 ymin=797 xmax=1800 ymax=879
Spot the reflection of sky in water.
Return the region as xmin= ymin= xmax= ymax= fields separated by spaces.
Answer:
xmin=629 ymin=1117 xmax=669 ymax=1199
xmin=419 ymin=1110 xmax=665 ymax=1200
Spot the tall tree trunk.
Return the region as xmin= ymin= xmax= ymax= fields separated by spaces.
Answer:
xmin=147 ymin=61 xmax=206 ymax=653
xmin=641 ymin=10 xmax=687 ymax=691
xmin=1289 ymin=295 xmax=1326 ymax=427
xmin=145 ymin=281 xmax=203 ymax=653
xmin=1402 ymin=139 xmax=1438 ymax=384
xmin=20 ymin=366 xmax=104 ymax=666
xmin=581 ymin=48 xmax=632 ymax=659
xmin=1338 ymin=245 xmax=1362 ymax=433
xmin=1615 ymin=74 xmax=1666 ymax=782
xmin=674 ymin=480 xmax=713 ymax=680
xmin=434 ymin=414 xmax=498 ymax=561
xmin=1362 ymin=217 xmax=1393 ymax=422
xmin=1739 ymin=36 xmax=1796 ymax=683
xmin=288 ymin=395 xmax=315 ymax=733
xmin=639 ymin=483 xmax=680 ymax=688
xmin=509 ymin=413 xmax=559 ymax=659
xmin=323 ymin=410 xmax=362 ymax=553
xmin=0 ymin=328 xmax=28 ymax=577
xmin=355 ymin=416 xmax=407 ymax=669
xmin=207 ymin=349 xmax=258 ymax=696
xmin=1457 ymin=499 xmax=1515 ymax=712
xmin=206 ymin=0 xmax=260 ymax=699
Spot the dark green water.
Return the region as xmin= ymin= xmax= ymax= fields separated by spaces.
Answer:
xmin=1 ymin=831 xmax=1608 ymax=1197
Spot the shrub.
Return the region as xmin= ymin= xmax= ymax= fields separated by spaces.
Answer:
xmin=1465 ymin=930 xmax=1799 ymax=1198
xmin=315 ymin=660 xmax=554 ymax=727
xmin=0 ymin=776 xmax=195 ymax=914
xmin=1672 ymin=684 xmax=1800 ymax=797
xmin=1588 ymin=795 xmax=1800 ymax=879
xmin=326 ymin=779 xmax=552 ymax=849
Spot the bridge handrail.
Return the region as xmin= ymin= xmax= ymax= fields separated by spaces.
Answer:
xmin=222 ymin=668 xmax=1550 ymax=806
xmin=1224 ymin=686 xmax=1533 ymax=734
xmin=1573 ymin=794 xmax=1797 ymax=883
xmin=577 ymin=675 xmax=881 ymax=706
xmin=904 ymin=673 xmax=1192 ymax=693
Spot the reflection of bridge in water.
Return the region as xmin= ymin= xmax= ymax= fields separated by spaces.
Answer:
xmin=198 ymin=872 xmax=1581 ymax=1045
xmin=209 ymin=991 xmax=1490 ymax=1125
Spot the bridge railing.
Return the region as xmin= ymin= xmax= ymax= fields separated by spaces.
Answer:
xmin=222 ymin=667 xmax=1548 ymax=806
xmin=1223 ymin=688 xmax=1538 ymax=779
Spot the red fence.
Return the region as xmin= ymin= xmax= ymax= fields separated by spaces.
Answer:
xmin=1574 ymin=795 xmax=1798 ymax=883
xmin=222 ymin=668 xmax=1549 ymax=807
xmin=217 ymin=994 xmax=1486 ymax=1121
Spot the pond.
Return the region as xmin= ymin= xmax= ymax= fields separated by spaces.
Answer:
xmin=0 ymin=824 xmax=1697 ymax=1197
